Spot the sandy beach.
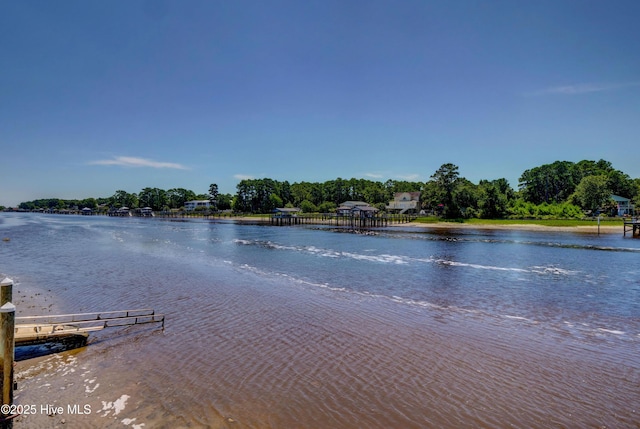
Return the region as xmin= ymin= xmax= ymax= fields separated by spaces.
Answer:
xmin=224 ymin=215 xmax=623 ymax=234
xmin=401 ymin=221 xmax=621 ymax=233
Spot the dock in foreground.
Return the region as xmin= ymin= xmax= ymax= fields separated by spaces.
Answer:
xmin=15 ymin=309 xmax=165 ymax=347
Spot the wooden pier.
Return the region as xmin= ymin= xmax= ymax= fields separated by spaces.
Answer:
xmin=1 ymin=278 xmax=167 ymax=427
xmin=623 ymin=219 xmax=640 ymax=237
xmin=15 ymin=309 xmax=165 ymax=347
xmin=270 ymin=213 xmax=415 ymax=228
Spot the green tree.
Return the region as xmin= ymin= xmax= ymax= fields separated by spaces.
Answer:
xmin=111 ymin=190 xmax=138 ymax=209
xmin=323 ymin=178 xmax=348 ymax=206
xmin=478 ymin=182 xmax=505 ymax=219
xmin=606 ymin=169 xmax=634 ymax=198
xmin=138 ymin=188 xmax=167 ymax=211
xmin=269 ymin=193 xmax=283 ymax=210
xmin=80 ymin=198 xmax=98 ymax=209
xmin=291 ymin=182 xmax=317 ymax=207
xmin=519 ymin=159 xmax=632 ymax=205
xmin=234 ymin=178 xmax=281 ymax=213
xmin=427 ymin=163 xmax=461 ymax=218
xmin=275 ymin=181 xmax=292 ymax=206
xmin=217 ymin=194 xmax=232 ymax=211
xmin=632 ymin=178 xmax=640 ymax=207
xmin=453 ymin=179 xmax=479 ymax=218
xmin=18 ymin=202 xmax=34 ymax=210
xmin=518 ymin=161 xmax=578 ymax=204
xmin=234 ymin=180 xmax=252 ymax=212
xmin=208 ymin=184 xmax=219 ymax=211
xmin=384 ymin=179 xmax=422 ymax=195
xmin=363 ymin=181 xmax=388 ymax=205
xmin=570 ymin=175 xmax=611 ymax=214
xmin=167 ymin=188 xmax=196 ymax=209
xmin=317 ymin=201 xmax=337 ymax=213
xmin=231 ymin=195 xmax=241 ymax=212
xmin=477 ymin=179 xmax=513 ymax=219
xmin=420 ymin=181 xmax=441 ymax=214
xmin=300 ymin=200 xmax=317 ymax=213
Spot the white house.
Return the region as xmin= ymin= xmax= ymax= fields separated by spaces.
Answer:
xmin=611 ymin=195 xmax=633 ymax=216
xmin=386 ymin=192 xmax=421 ymax=214
xmin=184 ymin=200 xmax=211 ymax=211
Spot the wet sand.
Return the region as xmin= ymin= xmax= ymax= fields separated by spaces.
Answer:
xmin=401 ymin=221 xmax=621 ymax=233
xmin=11 ymin=285 xmax=640 ymax=428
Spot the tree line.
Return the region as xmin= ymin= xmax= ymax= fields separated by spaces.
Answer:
xmin=422 ymin=160 xmax=638 ymax=219
xmin=232 ymin=178 xmax=421 ymax=214
xmin=13 ymin=159 xmax=640 ymax=219
xmin=15 ymin=188 xmax=233 ymax=213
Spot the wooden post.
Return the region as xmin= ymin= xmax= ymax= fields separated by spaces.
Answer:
xmin=0 ymin=301 xmax=15 ymax=429
xmin=0 ymin=278 xmax=14 ymax=429
xmin=0 ymin=279 xmax=11 ymax=308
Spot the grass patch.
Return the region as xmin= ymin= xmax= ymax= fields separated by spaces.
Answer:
xmin=412 ymin=216 xmax=440 ymax=224
xmin=413 ymin=217 xmax=624 ymax=227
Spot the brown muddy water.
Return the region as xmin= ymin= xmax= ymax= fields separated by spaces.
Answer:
xmin=1 ymin=213 xmax=638 ymax=428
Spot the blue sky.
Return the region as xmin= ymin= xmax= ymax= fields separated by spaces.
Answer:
xmin=2 ymin=0 xmax=639 ymax=207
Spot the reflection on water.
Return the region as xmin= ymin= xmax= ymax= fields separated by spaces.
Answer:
xmin=1 ymin=213 xmax=639 ymax=428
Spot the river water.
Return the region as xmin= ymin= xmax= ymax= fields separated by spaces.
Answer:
xmin=0 ymin=213 xmax=638 ymax=428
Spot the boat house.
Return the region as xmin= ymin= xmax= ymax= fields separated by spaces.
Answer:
xmin=139 ymin=207 xmax=154 ymax=217
xmin=336 ymin=201 xmax=379 ymax=218
xmin=273 ymin=207 xmax=301 ymax=217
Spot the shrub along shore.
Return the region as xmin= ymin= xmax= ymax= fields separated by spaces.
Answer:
xmin=407 ymin=217 xmax=622 ymax=233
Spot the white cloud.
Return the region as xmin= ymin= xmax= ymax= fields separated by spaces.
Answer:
xmin=362 ymin=172 xmax=422 ymax=181
xmin=543 ymin=83 xmax=615 ymax=95
xmin=531 ymin=81 xmax=640 ymax=96
xmin=396 ymin=173 xmax=422 ymax=181
xmin=89 ymin=156 xmax=189 ymax=170
xmin=233 ymin=174 xmax=255 ymax=180
xmin=365 ymin=172 xmax=384 ymax=179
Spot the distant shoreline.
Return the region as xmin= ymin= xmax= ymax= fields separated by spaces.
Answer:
xmin=3 ymin=212 xmax=626 ymax=235
xmin=225 ymin=216 xmax=622 ymax=234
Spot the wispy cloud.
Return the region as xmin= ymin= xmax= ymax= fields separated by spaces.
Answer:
xmin=234 ymin=174 xmax=255 ymax=180
xmin=396 ymin=173 xmax=422 ymax=181
xmin=89 ymin=156 xmax=189 ymax=170
xmin=363 ymin=172 xmax=423 ymax=181
xmin=365 ymin=172 xmax=384 ymax=179
xmin=530 ymin=81 xmax=640 ymax=96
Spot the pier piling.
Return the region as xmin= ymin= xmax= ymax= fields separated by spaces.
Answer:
xmin=623 ymin=219 xmax=640 ymax=237
xmin=270 ymin=213 xmax=415 ymax=229
xmin=0 ymin=278 xmax=14 ymax=429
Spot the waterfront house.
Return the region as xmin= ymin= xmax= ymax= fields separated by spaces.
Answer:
xmin=108 ymin=207 xmax=132 ymax=217
xmin=386 ymin=192 xmax=421 ymax=214
xmin=336 ymin=201 xmax=378 ymax=218
xmin=352 ymin=205 xmax=378 ymax=218
xmin=139 ymin=207 xmax=154 ymax=217
xmin=611 ymin=195 xmax=633 ymax=216
xmin=184 ymin=200 xmax=211 ymax=211
xmin=336 ymin=201 xmax=370 ymax=216
xmin=273 ymin=207 xmax=301 ymax=217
